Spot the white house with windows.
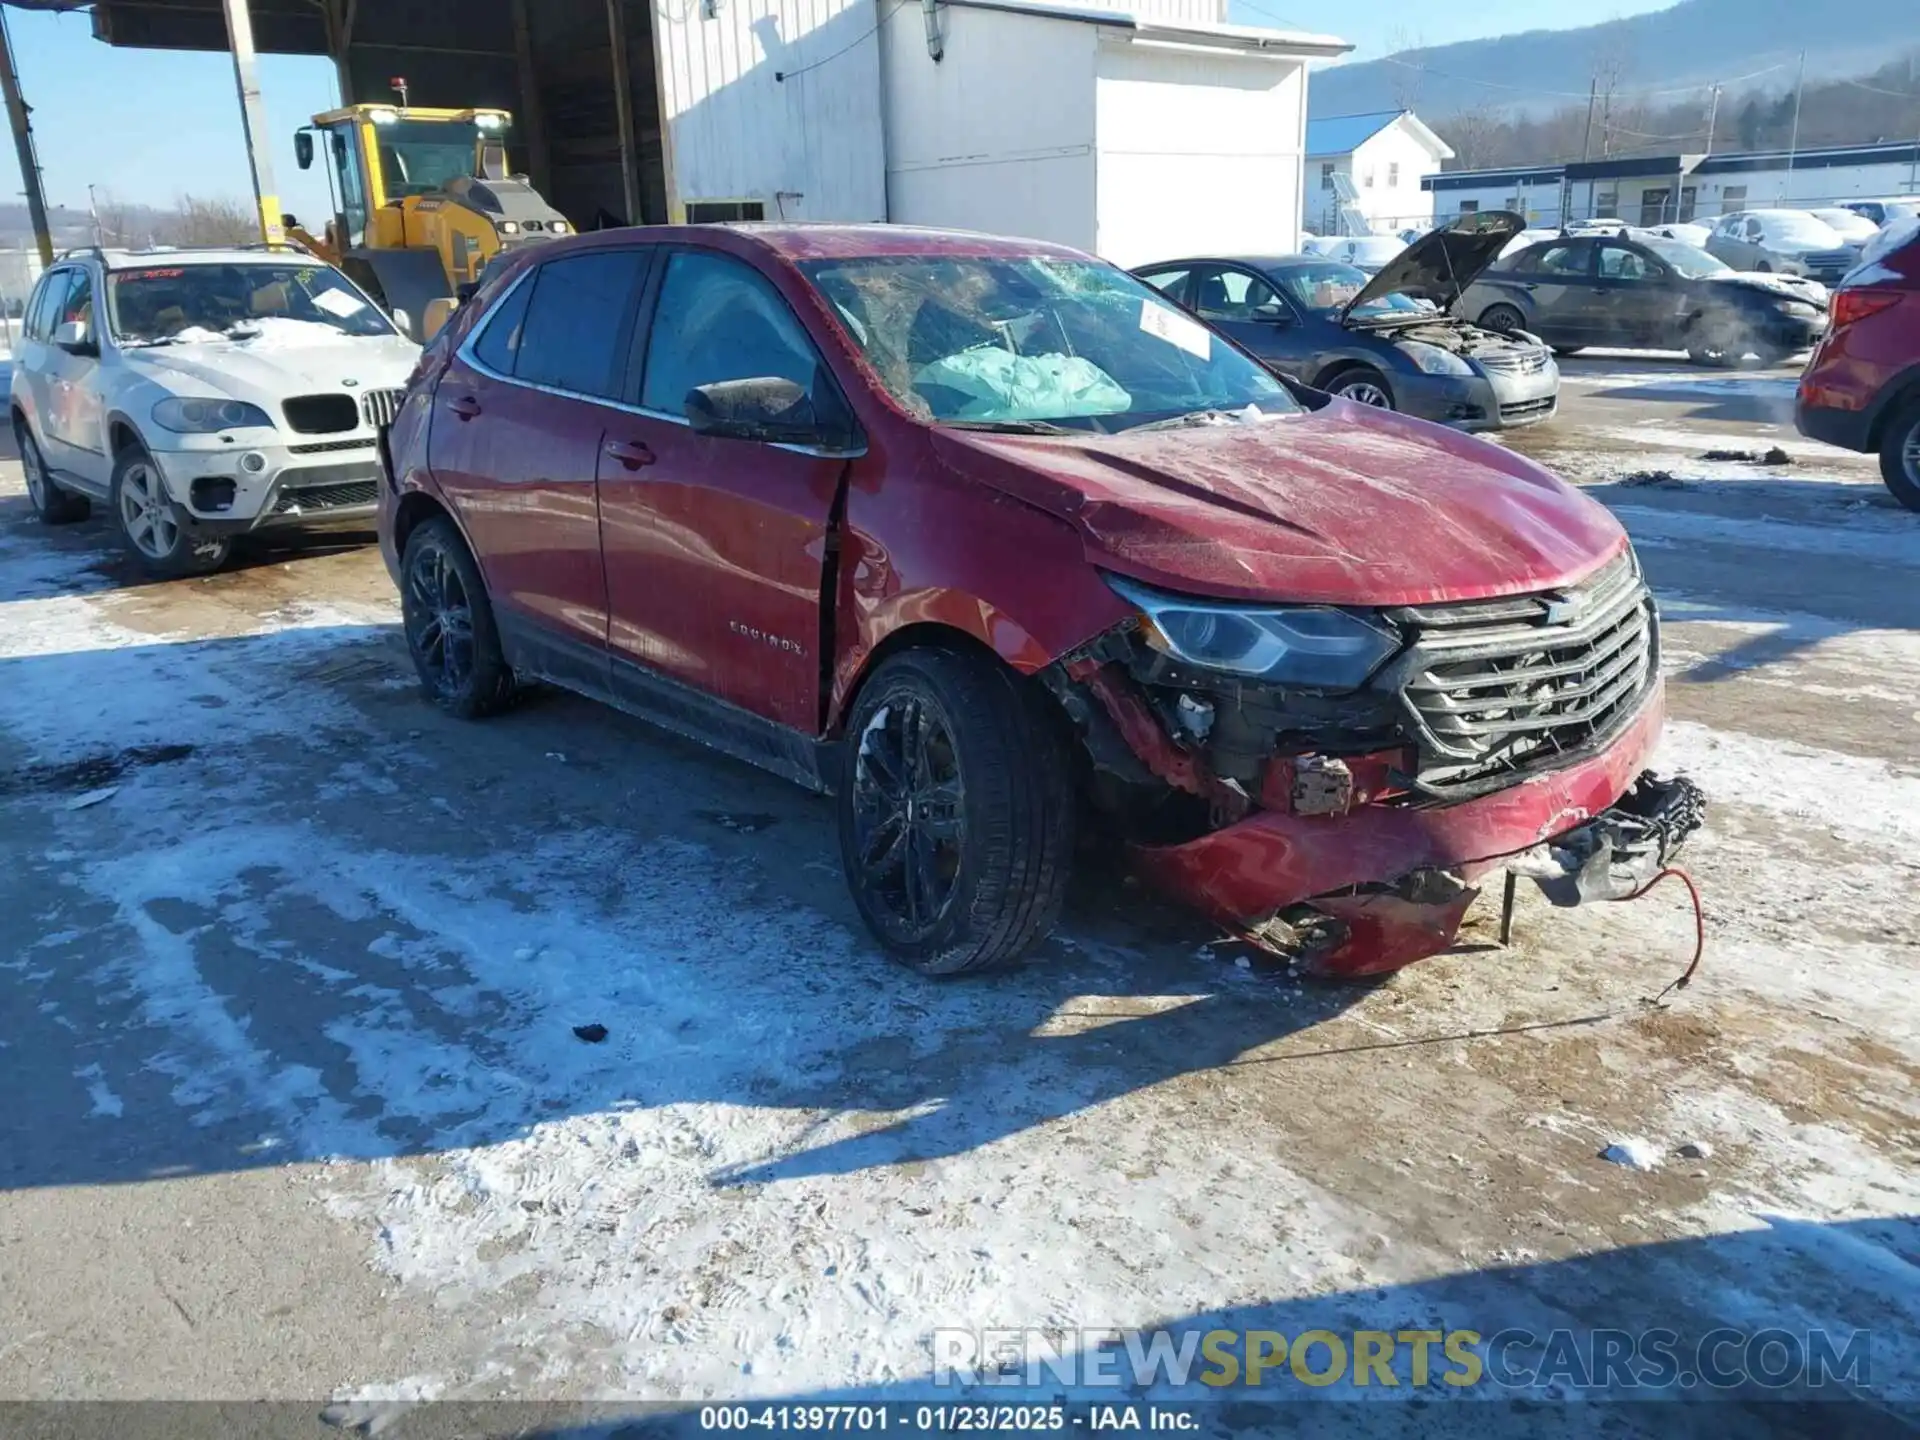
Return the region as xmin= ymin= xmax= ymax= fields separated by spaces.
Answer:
xmin=1305 ymin=109 xmax=1453 ymax=235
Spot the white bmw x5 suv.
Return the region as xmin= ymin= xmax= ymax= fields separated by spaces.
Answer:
xmin=10 ymin=247 xmax=420 ymax=576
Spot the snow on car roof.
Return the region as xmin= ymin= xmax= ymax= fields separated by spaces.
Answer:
xmin=87 ymin=247 xmax=332 ymax=271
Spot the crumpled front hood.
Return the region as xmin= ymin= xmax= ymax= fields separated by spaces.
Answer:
xmin=930 ymin=403 xmax=1626 ymax=607
xmin=1708 ymin=271 xmax=1828 ymax=304
xmin=122 ymin=333 xmax=419 ymax=405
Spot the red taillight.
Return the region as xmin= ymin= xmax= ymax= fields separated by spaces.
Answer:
xmin=1830 ymin=289 xmax=1902 ymax=329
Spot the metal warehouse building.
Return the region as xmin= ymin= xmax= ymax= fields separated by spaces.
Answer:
xmin=72 ymin=0 xmax=1348 ymax=264
xmin=1425 ymin=141 xmax=1920 ymax=230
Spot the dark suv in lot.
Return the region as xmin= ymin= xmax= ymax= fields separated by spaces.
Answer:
xmin=1796 ymin=220 xmax=1920 ymax=509
xmin=379 ymin=223 xmax=1697 ymax=980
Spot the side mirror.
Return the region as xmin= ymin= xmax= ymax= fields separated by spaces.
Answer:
xmin=54 ymin=319 xmax=96 ymax=356
xmin=295 ymin=130 xmax=315 ymax=170
xmin=685 ymin=374 xmax=852 ymax=449
xmin=421 ymin=297 xmax=459 ymax=342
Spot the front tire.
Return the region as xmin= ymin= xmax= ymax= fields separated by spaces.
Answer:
xmin=110 ymin=447 xmax=231 ymax=576
xmin=400 ymin=515 xmax=516 ymax=717
xmin=1880 ymin=401 xmax=1920 ymax=513
xmin=1326 ymin=367 xmax=1394 ymax=410
xmin=838 ymin=648 xmax=1074 ymax=976
xmin=17 ymin=425 xmax=89 ymax=524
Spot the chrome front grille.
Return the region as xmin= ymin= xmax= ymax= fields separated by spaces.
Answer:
xmin=1389 ymin=553 xmax=1655 ymax=791
xmin=360 ymin=388 xmax=405 ymax=429
xmin=1476 ymin=347 xmax=1552 ymax=377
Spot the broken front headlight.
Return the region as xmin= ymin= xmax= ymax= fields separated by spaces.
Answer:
xmin=1105 ymin=576 xmax=1401 ymax=689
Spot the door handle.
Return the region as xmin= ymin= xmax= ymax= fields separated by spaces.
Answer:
xmin=447 ymin=394 xmax=482 ymax=420
xmin=605 ymin=439 xmax=656 ymax=470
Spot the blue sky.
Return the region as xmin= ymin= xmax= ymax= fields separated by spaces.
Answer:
xmin=0 ymin=2 xmax=1682 ymax=217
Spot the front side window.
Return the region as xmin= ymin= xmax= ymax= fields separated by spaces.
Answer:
xmin=799 ymin=254 xmax=1296 ymax=432
xmin=1191 ymin=267 xmax=1280 ymax=321
xmin=106 ymin=262 xmax=395 ymax=346
xmin=56 ymin=270 xmax=95 ymax=330
xmin=641 ymin=250 xmax=823 ymax=415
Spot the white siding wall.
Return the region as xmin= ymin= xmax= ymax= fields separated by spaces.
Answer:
xmin=654 ymin=0 xmax=887 ymax=221
xmin=1430 ymin=180 xmax=1566 ymax=226
xmin=1695 ymin=160 xmax=1920 ymax=210
xmin=880 ymin=6 xmax=1101 ymax=249
xmin=1093 ymin=41 xmax=1305 ymax=265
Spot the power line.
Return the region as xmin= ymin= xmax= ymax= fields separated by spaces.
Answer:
xmin=1376 ymin=53 xmax=1793 ymax=107
xmin=775 ymin=0 xmax=902 ymax=83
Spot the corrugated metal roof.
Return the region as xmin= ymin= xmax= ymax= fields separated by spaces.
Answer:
xmin=1305 ymin=110 xmax=1403 ymax=158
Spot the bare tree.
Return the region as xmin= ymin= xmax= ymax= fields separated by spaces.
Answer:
xmin=1589 ymin=31 xmax=1635 ymax=157
xmin=89 ymin=187 xmax=142 ymax=248
xmin=162 ymin=194 xmax=259 ymax=247
xmin=1439 ymin=101 xmax=1511 ymax=170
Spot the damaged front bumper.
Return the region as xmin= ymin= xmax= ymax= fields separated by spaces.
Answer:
xmin=1130 ymin=686 xmax=1703 ymax=976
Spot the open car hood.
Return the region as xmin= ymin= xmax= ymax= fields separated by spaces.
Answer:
xmin=1340 ymin=210 xmax=1526 ymax=322
xmin=929 ymin=402 xmax=1626 ymax=608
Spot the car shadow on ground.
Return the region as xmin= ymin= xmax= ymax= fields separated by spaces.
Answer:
xmin=300 ymin=1215 xmax=1914 ymax=1439
xmin=0 ymin=621 xmax=1605 ymax=1199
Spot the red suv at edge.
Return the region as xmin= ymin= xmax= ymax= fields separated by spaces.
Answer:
xmin=379 ymin=223 xmax=1699 ymax=980
xmin=1797 ymin=218 xmax=1920 ymax=509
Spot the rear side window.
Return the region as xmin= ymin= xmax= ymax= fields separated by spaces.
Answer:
xmin=511 ymin=249 xmax=649 ymax=398
xmin=471 ymin=269 xmax=536 ymax=376
xmin=639 ymin=251 xmax=822 ymax=414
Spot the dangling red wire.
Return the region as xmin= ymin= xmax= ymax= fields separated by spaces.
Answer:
xmin=1620 ymin=865 xmax=1706 ymax=1003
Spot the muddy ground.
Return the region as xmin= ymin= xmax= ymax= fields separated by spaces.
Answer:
xmin=1 ymin=352 xmax=1916 ymax=1438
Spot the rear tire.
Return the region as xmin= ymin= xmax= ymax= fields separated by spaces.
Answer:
xmin=400 ymin=515 xmax=516 ymax=718
xmin=110 ymin=446 xmax=231 ymax=576
xmin=1478 ymin=304 xmax=1527 ymax=335
xmin=17 ymin=425 xmax=89 ymax=524
xmin=838 ymin=647 xmax=1074 ymax=976
xmin=1326 ymin=367 xmax=1394 ymax=410
xmin=1879 ymin=401 xmax=1920 ymax=513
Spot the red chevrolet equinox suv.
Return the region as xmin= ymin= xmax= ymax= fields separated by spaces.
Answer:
xmin=1797 ymin=218 xmax=1920 ymax=508
xmin=379 ymin=224 xmax=1699 ymax=979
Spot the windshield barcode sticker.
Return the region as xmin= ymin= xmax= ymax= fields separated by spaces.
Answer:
xmin=1139 ymin=300 xmax=1212 ymax=360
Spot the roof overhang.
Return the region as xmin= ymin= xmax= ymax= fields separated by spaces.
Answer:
xmin=1392 ymin=112 xmax=1456 ymax=163
xmin=1564 ymin=153 xmax=1705 ymax=182
xmin=946 ymin=0 xmax=1350 ymax=57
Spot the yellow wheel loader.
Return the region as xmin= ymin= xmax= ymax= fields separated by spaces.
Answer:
xmin=293 ymin=96 xmax=573 ymax=342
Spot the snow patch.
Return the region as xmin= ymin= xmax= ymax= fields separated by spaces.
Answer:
xmin=1600 ymin=1139 xmax=1660 ymax=1171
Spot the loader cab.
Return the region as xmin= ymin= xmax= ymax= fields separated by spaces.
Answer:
xmin=296 ymin=105 xmax=517 ymax=255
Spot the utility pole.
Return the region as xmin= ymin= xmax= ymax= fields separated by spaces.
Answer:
xmin=219 ymin=0 xmax=287 ymax=246
xmin=1581 ymin=78 xmax=1598 ymax=161
xmin=0 ymin=8 xmax=54 ymax=269
xmin=87 ymin=183 xmax=104 ymax=247
xmin=1785 ymin=49 xmax=1806 ymax=202
xmin=1703 ymin=83 xmax=1722 ymax=155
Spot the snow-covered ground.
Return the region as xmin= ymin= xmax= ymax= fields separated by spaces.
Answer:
xmin=2 ymin=357 xmax=1916 ymax=1434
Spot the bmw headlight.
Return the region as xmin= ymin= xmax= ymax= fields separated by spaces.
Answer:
xmin=152 ymin=397 xmax=275 ymax=433
xmin=1398 ymin=340 xmax=1475 ymax=376
xmin=1106 ymin=576 xmax=1401 ymax=689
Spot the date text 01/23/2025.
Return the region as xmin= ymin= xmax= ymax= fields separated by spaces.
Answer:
xmin=698 ymin=1404 xmax=1201 ymax=1432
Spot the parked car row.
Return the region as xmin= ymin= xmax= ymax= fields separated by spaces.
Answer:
xmin=31 ymin=207 xmax=1920 ymax=980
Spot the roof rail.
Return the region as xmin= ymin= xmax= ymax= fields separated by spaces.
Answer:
xmin=56 ymin=244 xmax=106 ymax=262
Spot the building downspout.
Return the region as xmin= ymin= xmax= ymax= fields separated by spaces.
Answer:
xmin=922 ymin=0 xmax=943 ymax=62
